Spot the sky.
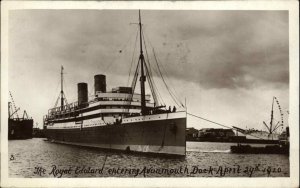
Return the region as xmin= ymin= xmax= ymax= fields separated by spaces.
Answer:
xmin=8 ymin=10 xmax=289 ymax=132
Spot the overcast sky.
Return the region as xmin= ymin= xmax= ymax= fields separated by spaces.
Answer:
xmin=8 ymin=10 xmax=289 ymax=131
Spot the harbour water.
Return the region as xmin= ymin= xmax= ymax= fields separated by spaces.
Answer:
xmin=9 ymin=138 xmax=289 ymax=178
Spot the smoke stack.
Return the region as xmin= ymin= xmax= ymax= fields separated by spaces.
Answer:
xmin=94 ymin=74 xmax=106 ymax=94
xmin=78 ymin=83 xmax=88 ymax=105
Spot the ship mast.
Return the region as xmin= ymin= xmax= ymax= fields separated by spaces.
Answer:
xmin=270 ymin=96 xmax=274 ymax=134
xmin=60 ymin=66 xmax=64 ymax=111
xmin=138 ymin=10 xmax=146 ymax=115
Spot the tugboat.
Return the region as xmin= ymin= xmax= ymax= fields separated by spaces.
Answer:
xmin=43 ymin=11 xmax=187 ymax=156
xmin=231 ymin=97 xmax=289 ymax=155
xmin=230 ymin=128 xmax=289 ymax=155
xmin=230 ymin=137 xmax=289 ymax=155
xmin=8 ymin=92 xmax=33 ymax=140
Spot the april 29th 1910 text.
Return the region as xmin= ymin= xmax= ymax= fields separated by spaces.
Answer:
xmin=33 ymin=164 xmax=282 ymax=178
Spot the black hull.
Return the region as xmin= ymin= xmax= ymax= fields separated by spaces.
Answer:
xmin=230 ymin=144 xmax=289 ymax=155
xmin=187 ymin=137 xmax=280 ymax=144
xmin=8 ymin=119 xmax=33 ymax=140
xmin=45 ymin=114 xmax=186 ymax=156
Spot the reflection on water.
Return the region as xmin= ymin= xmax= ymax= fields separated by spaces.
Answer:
xmin=9 ymin=138 xmax=289 ymax=177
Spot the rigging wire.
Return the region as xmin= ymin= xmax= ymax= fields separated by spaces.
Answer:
xmin=142 ymin=30 xmax=168 ymax=106
xmin=144 ymin=61 xmax=159 ymax=106
xmin=125 ymin=59 xmax=140 ymax=112
xmin=147 ymin=70 xmax=166 ymax=107
xmin=142 ymin=29 xmax=176 ymax=106
xmin=187 ymin=112 xmax=266 ymax=140
xmin=54 ymin=88 xmax=69 ymax=108
xmin=51 ymin=77 xmax=61 ymax=107
xmin=9 ymin=91 xmax=19 ymax=119
xmin=62 ymin=77 xmax=69 ymax=105
xmin=74 ymin=26 xmax=138 ymax=98
xmin=54 ymin=93 xmax=60 ymax=108
xmin=142 ymin=39 xmax=165 ymax=106
xmin=120 ymin=26 xmax=138 ymax=53
xmin=127 ymin=28 xmax=139 ymax=86
xmin=103 ymin=26 xmax=138 ymax=75
xmin=187 ymin=113 xmax=232 ymax=129
xmin=130 ymin=59 xmax=141 ymax=94
xmin=141 ymin=30 xmax=164 ymax=106
xmin=152 ymin=48 xmax=181 ymax=107
xmin=153 ymin=47 xmax=184 ymax=107
xmin=274 ymin=97 xmax=284 ymax=128
xmin=126 ymin=25 xmax=165 ymax=106
xmin=143 ymin=30 xmax=184 ymax=107
xmin=262 ymin=96 xmax=285 ymax=135
xmin=156 ymin=48 xmax=184 ymax=106
xmin=54 ymin=68 xmax=69 ymax=108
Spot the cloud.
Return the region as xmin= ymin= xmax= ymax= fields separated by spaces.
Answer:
xmin=8 ymin=10 xmax=289 ymax=127
xmin=149 ymin=11 xmax=289 ymax=89
xmin=9 ymin=10 xmax=288 ymax=90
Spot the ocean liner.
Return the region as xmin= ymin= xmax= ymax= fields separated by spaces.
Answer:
xmin=9 ymin=92 xmax=33 ymax=140
xmin=43 ymin=11 xmax=187 ymax=156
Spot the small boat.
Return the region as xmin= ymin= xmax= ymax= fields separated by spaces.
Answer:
xmin=231 ymin=97 xmax=289 ymax=155
xmin=230 ymin=142 xmax=289 ymax=155
xmin=231 ymin=127 xmax=289 ymax=155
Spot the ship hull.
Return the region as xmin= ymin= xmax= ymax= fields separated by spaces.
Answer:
xmin=230 ymin=144 xmax=289 ymax=155
xmin=8 ymin=119 xmax=33 ymax=140
xmin=45 ymin=112 xmax=186 ymax=156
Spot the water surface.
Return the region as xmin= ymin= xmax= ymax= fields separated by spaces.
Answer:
xmin=9 ymin=138 xmax=289 ymax=177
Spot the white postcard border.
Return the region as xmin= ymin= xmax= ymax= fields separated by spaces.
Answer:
xmin=1 ymin=1 xmax=299 ymax=187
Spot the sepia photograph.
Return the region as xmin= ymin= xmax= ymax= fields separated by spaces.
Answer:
xmin=1 ymin=1 xmax=299 ymax=187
